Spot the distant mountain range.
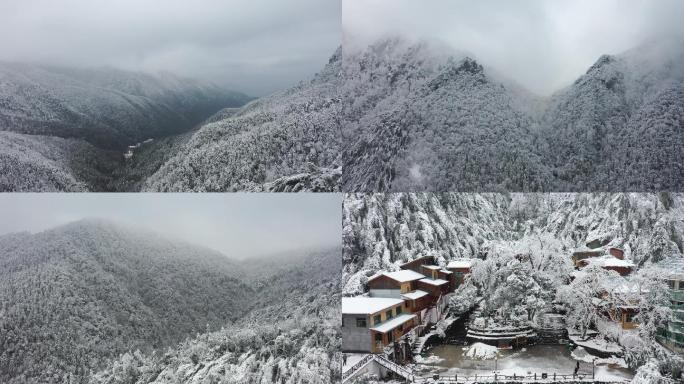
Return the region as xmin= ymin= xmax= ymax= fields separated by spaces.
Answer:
xmin=0 ymin=219 xmax=340 ymax=383
xmin=342 ymin=38 xmax=684 ymax=191
xmin=0 ymin=51 xmax=343 ymax=192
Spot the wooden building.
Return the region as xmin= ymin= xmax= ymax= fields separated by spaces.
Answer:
xmin=342 ymin=297 xmax=417 ymax=353
xmin=446 ymin=259 xmax=474 ymax=288
xmin=417 ymin=277 xmax=450 ymax=302
xmin=609 ymin=247 xmax=625 ymax=260
xmin=400 ymin=256 xmax=436 ymax=274
xmin=572 ymin=249 xmax=604 ymax=267
xmin=367 ymin=270 xmax=425 ymax=298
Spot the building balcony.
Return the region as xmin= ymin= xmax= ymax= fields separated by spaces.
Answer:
xmin=670 ymin=290 xmax=684 ymax=301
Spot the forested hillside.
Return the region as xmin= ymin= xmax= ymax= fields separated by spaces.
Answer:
xmin=0 ymin=63 xmax=249 ymax=148
xmin=90 ymin=248 xmax=342 ymax=384
xmin=143 ymin=48 xmax=343 ymax=192
xmin=341 ymin=38 xmax=684 ymax=191
xmin=0 ymin=63 xmax=250 ymax=192
xmin=342 ymin=193 xmax=684 ymax=294
xmin=0 ymin=220 xmax=340 ymax=384
xmin=0 ymin=219 xmax=254 ymax=383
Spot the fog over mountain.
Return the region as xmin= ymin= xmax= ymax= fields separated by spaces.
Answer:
xmin=0 ymin=0 xmax=340 ymax=96
xmin=344 ymin=0 xmax=684 ymax=95
xmin=0 ymin=0 xmax=342 ymax=192
xmin=341 ymin=38 xmax=684 ymax=191
xmin=0 ymin=218 xmax=341 ymax=384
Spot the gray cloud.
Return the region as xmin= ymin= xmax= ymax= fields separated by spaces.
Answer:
xmin=0 ymin=193 xmax=341 ymax=259
xmin=344 ymin=0 xmax=684 ymax=95
xmin=0 ymin=0 xmax=340 ymax=96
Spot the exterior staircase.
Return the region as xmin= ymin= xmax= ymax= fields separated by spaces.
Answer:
xmin=341 ymin=354 xmax=417 ymax=383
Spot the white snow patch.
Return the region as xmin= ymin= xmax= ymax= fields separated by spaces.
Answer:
xmin=462 ymin=343 xmax=499 ymax=360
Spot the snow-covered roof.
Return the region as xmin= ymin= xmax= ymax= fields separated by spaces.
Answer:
xmin=399 ymin=255 xmax=433 ymax=267
xmin=447 ymin=259 xmax=474 ymax=269
xmin=401 ymin=290 xmax=429 ymax=300
xmin=422 ymin=265 xmax=441 ymax=270
xmin=342 ymin=297 xmax=404 ymax=315
xmin=371 ymin=270 xmax=426 ymax=283
xmin=419 ymin=278 xmax=449 ymax=286
xmin=439 ymin=269 xmax=453 ymax=274
xmin=590 ymin=255 xmax=634 ymax=268
xmin=369 ymin=313 xmax=416 ymax=333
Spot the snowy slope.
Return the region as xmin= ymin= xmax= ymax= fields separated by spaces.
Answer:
xmin=143 ymin=48 xmax=343 ymax=192
xmin=341 ymin=39 xmax=547 ymax=192
xmin=0 ymin=131 xmax=120 ymax=192
xmin=90 ymin=248 xmax=342 ymax=384
xmin=0 ymin=219 xmax=254 ymax=384
xmin=541 ymin=39 xmax=684 ymax=191
xmin=0 ymin=63 xmax=251 ymax=191
xmin=0 ymin=62 xmax=250 ymax=148
xmin=342 ymin=193 xmax=684 ymax=295
xmin=342 ymin=38 xmax=684 ymax=191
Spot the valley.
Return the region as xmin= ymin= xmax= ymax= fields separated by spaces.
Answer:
xmin=341 ymin=38 xmax=684 ymax=192
xmin=0 ymin=219 xmax=341 ymax=384
xmin=0 ymin=51 xmax=344 ymax=192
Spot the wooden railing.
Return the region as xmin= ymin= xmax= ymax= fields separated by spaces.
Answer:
xmin=341 ymin=354 xmax=373 ymax=381
xmin=412 ymin=372 xmax=630 ymax=383
xmin=373 ymin=354 xmax=416 ymax=380
xmin=342 ymin=354 xmax=417 ymax=383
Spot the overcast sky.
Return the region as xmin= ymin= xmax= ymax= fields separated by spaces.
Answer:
xmin=0 ymin=0 xmax=340 ymax=96
xmin=344 ymin=0 xmax=684 ymax=95
xmin=0 ymin=194 xmax=341 ymax=259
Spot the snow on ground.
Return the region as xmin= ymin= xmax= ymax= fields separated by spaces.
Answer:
xmin=568 ymin=333 xmax=622 ymax=354
xmin=462 ymin=343 xmax=499 ymax=360
xmin=571 ymin=346 xmax=628 ymax=368
xmin=342 ymin=353 xmax=368 ymax=373
xmin=420 ymin=344 xmax=634 ymax=381
xmin=414 ymin=354 xmax=445 ymax=364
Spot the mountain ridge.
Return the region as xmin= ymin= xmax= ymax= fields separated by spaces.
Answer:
xmin=342 ymin=37 xmax=684 ymax=191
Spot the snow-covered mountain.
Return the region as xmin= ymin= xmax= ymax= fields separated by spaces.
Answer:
xmin=342 ymin=193 xmax=684 ymax=295
xmin=0 ymin=220 xmax=340 ymax=384
xmin=143 ymin=48 xmax=343 ymax=192
xmin=0 ymin=63 xmax=249 ymax=148
xmin=0 ymin=63 xmax=250 ymax=192
xmin=341 ymin=38 xmax=684 ymax=191
xmin=90 ymin=248 xmax=342 ymax=384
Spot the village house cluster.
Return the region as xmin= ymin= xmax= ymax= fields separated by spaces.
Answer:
xmin=342 ymin=256 xmax=473 ymax=354
xmin=572 ymin=246 xmax=639 ymax=330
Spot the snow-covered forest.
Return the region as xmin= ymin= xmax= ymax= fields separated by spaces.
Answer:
xmin=341 ymin=38 xmax=684 ymax=191
xmin=143 ymin=48 xmax=343 ymax=192
xmin=0 ymin=219 xmax=341 ymax=384
xmin=342 ymin=193 xmax=684 ymax=382
xmin=0 ymin=49 xmax=343 ymax=192
xmin=0 ymin=63 xmax=250 ymax=192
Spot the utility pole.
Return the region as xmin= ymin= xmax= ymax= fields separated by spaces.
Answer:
xmin=593 ymin=357 xmax=596 ymax=380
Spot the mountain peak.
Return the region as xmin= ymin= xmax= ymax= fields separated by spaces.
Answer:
xmin=586 ymin=54 xmax=616 ymax=74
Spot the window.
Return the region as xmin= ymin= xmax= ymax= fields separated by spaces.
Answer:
xmin=386 ymin=310 xmax=393 ymax=320
xmin=396 ymin=306 xmax=403 ymax=315
xmin=374 ymin=315 xmax=381 ymax=324
xmin=356 ymin=318 xmax=367 ymax=327
xmin=375 ymin=333 xmax=382 ymax=342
